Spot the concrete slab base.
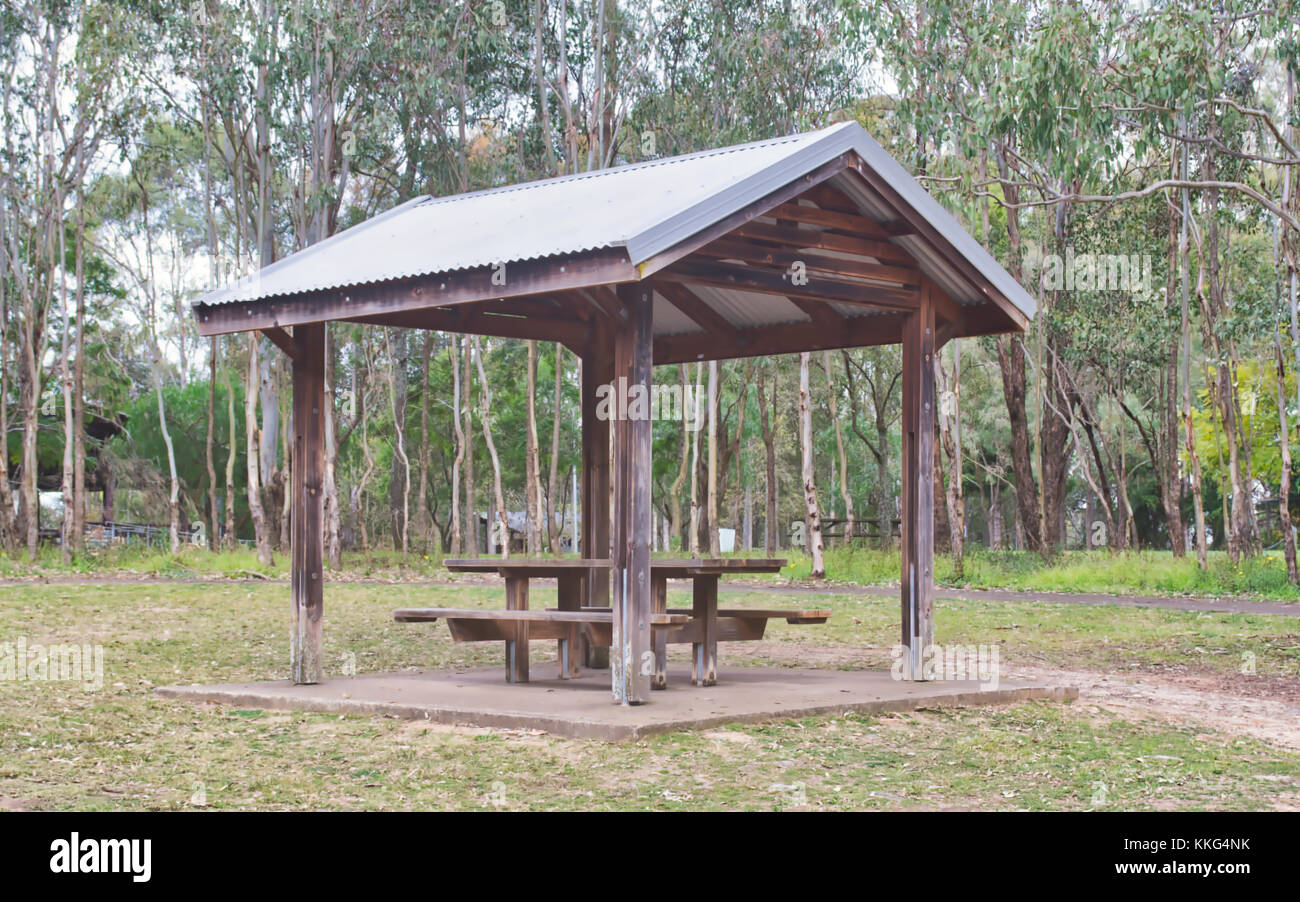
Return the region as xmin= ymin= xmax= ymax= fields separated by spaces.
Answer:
xmin=157 ymin=665 xmax=1077 ymax=741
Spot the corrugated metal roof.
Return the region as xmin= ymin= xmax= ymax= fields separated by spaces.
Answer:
xmin=196 ymin=121 xmax=1036 ymax=322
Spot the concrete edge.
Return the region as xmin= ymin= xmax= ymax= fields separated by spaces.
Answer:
xmin=155 ymin=683 xmax=1079 ymax=742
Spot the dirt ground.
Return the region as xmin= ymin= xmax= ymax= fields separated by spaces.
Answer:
xmin=1012 ymin=664 xmax=1300 ymax=753
xmin=742 ymin=641 xmax=1300 ymax=753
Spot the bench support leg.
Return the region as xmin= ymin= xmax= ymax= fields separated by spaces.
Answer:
xmin=505 ymin=576 xmax=529 ymax=683
xmin=557 ymin=572 xmax=583 ymax=679
xmin=692 ymin=575 xmax=718 ymax=686
xmin=651 ymin=575 xmax=668 ymax=689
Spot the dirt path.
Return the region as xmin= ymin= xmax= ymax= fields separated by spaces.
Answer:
xmin=1010 ymin=664 xmax=1300 ymax=752
xmin=741 ymin=642 xmax=1300 ymax=752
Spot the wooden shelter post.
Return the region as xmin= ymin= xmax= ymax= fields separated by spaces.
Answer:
xmin=580 ymin=328 xmax=612 ymax=669
xmin=610 ymin=283 xmax=654 ymax=704
xmin=900 ymin=280 xmax=937 ymax=680
xmin=290 ymin=323 xmax=326 ymax=684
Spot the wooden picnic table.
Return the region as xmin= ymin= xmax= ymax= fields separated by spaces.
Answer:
xmin=393 ymin=558 xmax=830 ymax=687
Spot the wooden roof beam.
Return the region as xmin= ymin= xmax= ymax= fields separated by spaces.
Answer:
xmin=731 ymin=221 xmax=916 ymax=265
xmin=635 ymin=154 xmax=852 ymax=278
xmin=693 ymin=239 xmax=918 ymax=286
xmin=765 ymin=202 xmax=895 ymax=239
xmin=653 ymin=280 xmax=746 ymax=341
xmin=845 ymin=157 xmax=1029 ymax=331
xmin=786 ymin=296 xmax=847 ymax=331
xmin=261 ymin=326 xmax=299 ymax=360
xmin=654 ymin=311 xmax=908 ymax=365
xmin=659 ymin=259 xmax=919 ymax=312
xmin=344 ymin=305 xmax=592 ymax=352
xmin=193 ymin=247 xmax=636 ymax=337
xmin=581 ymin=285 xmax=627 ymax=323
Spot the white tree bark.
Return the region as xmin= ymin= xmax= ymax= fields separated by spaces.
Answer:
xmin=799 ymin=353 xmax=825 ymax=577
xmin=473 ymin=337 xmax=509 ymax=559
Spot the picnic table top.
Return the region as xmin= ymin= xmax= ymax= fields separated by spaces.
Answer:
xmin=443 ymin=557 xmax=787 ymax=576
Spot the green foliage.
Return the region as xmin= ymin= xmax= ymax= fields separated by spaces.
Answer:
xmin=108 ymin=380 xmax=247 ymax=530
xmin=781 ymin=547 xmax=1300 ymax=601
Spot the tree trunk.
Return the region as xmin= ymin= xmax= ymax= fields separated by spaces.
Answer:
xmin=743 ymin=486 xmax=753 ymax=551
xmin=1160 ymin=178 xmax=1186 ymax=555
xmin=258 ymin=351 xmax=281 ymax=549
xmin=462 ymin=336 xmax=478 ymax=555
xmin=323 ymin=327 xmax=342 ymax=568
xmin=1276 ymin=337 xmax=1297 ymax=583
xmin=72 ymin=176 xmax=87 ymax=556
xmin=387 ymin=331 xmax=411 ymax=561
xmin=993 ymin=146 xmax=1043 ymax=554
xmin=689 ymin=361 xmax=704 ymax=555
xmin=525 ymin=340 xmax=542 ymax=554
xmin=21 ymin=293 xmax=41 ymax=562
xmin=278 ymin=395 xmax=292 ymax=553
xmin=449 ymin=337 xmax=464 ymax=557
xmin=473 ymin=337 xmax=508 ymax=558
xmin=387 ymin=329 xmax=409 ymax=550
xmin=154 ymin=365 xmax=181 ymax=555
xmin=246 ymin=335 xmax=273 ymax=566
xmin=59 ymin=195 xmax=74 ymax=564
xmin=799 ymin=353 xmax=825 ymax=577
xmin=0 ymin=264 xmax=13 ymax=551
xmin=756 ymin=363 xmax=778 ymax=555
xmin=996 ymin=335 xmax=1041 ymax=553
xmin=1201 ymin=119 xmax=1255 ymax=561
xmin=224 ymin=345 xmax=238 ymax=551
xmin=355 ymin=352 xmax=376 ymax=553
xmin=937 ymin=340 xmax=965 ymax=575
xmin=207 ymin=339 xmax=219 ymax=550
xmin=1178 ymin=134 xmax=1209 ymax=569
xmin=707 ymin=360 xmax=720 ymax=556
xmin=415 ymin=331 xmax=433 ymax=554
xmin=823 ymin=352 xmax=853 ymax=545
xmin=546 ymin=343 xmax=563 ymax=553
xmin=664 ymin=365 xmax=687 ymax=552
xmin=988 ymin=478 xmax=1003 ymax=550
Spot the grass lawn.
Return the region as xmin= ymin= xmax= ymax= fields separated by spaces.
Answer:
xmin=785 ymin=547 xmax=1300 ymax=601
xmin=4 ymin=544 xmax=1300 ymax=602
xmin=1 ymin=580 xmax=1296 ymax=810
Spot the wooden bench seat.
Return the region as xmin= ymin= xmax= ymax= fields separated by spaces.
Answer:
xmin=405 ymin=556 xmax=821 ymax=687
xmin=561 ymin=606 xmax=831 ymax=624
xmin=393 ymin=608 xmax=688 ymax=626
xmin=393 ymin=607 xmax=690 ymax=682
xmin=557 ymin=605 xmax=831 ymax=647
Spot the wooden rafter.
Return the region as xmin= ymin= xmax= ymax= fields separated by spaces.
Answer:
xmin=580 ymin=285 xmax=627 ymax=323
xmin=786 ymin=296 xmax=846 ymax=331
xmin=634 ymin=154 xmax=852 ymax=278
xmin=764 ymin=201 xmax=897 ymax=239
xmin=261 ymin=326 xmax=299 ymax=360
xmin=653 ymin=280 xmax=744 ymax=340
xmin=345 ymin=304 xmax=592 ymax=352
xmin=845 ymin=157 xmax=1029 ymax=331
xmin=653 ymin=310 xmax=908 ymax=365
xmin=801 ymin=182 xmax=860 ymax=213
xmin=692 ymin=238 xmax=918 ymax=287
xmin=659 ymin=258 xmax=919 ymax=311
xmin=731 ymin=220 xmax=917 ymax=265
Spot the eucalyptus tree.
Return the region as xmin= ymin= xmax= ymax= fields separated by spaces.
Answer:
xmin=0 ymin=0 xmax=124 ymax=560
